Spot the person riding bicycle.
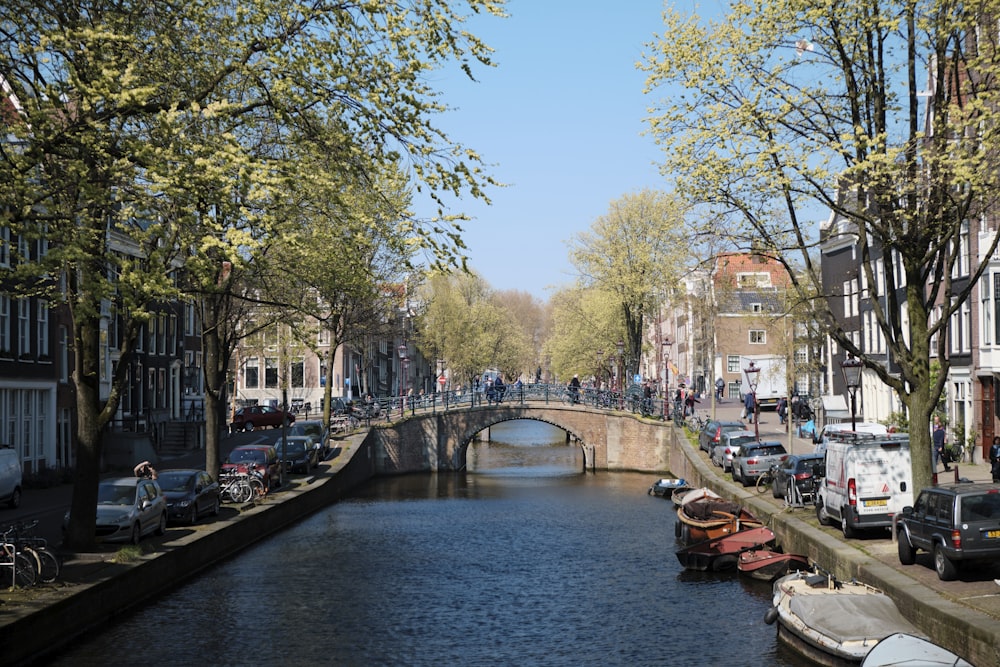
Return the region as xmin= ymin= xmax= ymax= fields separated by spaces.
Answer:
xmin=568 ymin=374 xmax=581 ymax=404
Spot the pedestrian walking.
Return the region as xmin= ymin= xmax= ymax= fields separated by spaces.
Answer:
xmin=743 ymin=392 xmax=756 ymax=424
xmin=777 ymin=397 xmax=787 ymax=425
xmin=990 ymin=436 xmax=1000 ymax=483
xmin=715 ymin=377 xmax=724 ymax=402
xmin=933 ymin=416 xmax=949 ymax=472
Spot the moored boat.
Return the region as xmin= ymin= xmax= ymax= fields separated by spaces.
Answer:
xmin=675 ymin=525 xmax=776 ymax=571
xmin=737 ymin=549 xmax=810 ymax=582
xmin=671 ymin=486 xmax=720 ymax=507
xmin=648 ymin=477 xmax=687 ymax=498
xmin=766 ymin=570 xmax=924 ymax=665
xmin=675 ymin=496 xmax=763 ymax=544
xmin=860 ymin=632 xmax=973 ymax=667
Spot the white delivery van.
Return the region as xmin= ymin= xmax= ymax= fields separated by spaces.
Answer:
xmin=815 ymin=433 xmax=911 ymax=539
xmin=813 ymin=421 xmax=888 ymax=454
xmin=0 ymin=445 xmax=22 ymax=508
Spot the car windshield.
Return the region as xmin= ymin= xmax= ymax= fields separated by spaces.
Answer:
xmin=796 ymin=457 xmax=822 ymax=472
xmin=229 ymin=449 xmax=265 ymax=464
xmin=282 ymin=440 xmax=307 ymax=454
xmin=98 ymin=483 xmax=136 ymax=505
xmin=960 ymin=493 xmax=1000 ymax=521
xmin=157 ymin=472 xmax=195 ymax=492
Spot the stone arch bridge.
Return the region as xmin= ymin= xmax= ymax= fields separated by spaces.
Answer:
xmin=365 ymin=402 xmax=678 ymax=474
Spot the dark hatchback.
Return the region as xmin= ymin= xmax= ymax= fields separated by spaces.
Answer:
xmin=698 ymin=420 xmax=747 ymax=453
xmin=276 ymin=436 xmax=320 ymax=474
xmin=897 ymin=483 xmax=1000 ymax=580
xmin=770 ymin=453 xmax=824 ymax=501
xmin=157 ymin=468 xmax=221 ymax=525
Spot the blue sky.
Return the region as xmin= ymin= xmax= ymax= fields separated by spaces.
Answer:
xmin=416 ymin=1 xmax=689 ymax=300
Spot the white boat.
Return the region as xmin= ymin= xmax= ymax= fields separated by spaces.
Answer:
xmin=766 ymin=570 xmax=924 ymax=665
xmin=671 ymin=486 xmax=721 ymax=507
xmin=861 ymin=633 xmax=973 ymax=667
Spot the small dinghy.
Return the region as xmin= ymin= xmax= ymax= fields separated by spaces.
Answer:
xmin=675 ymin=496 xmax=763 ymax=544
xmin=671 ymin=486 xmax=720 ymax=507
xmin=766 ymin=569 xmax=924 ymax=665
xmin=737 ymin=549 xmax=810 ymax=582
xmin=648 ymin=477 xmax=687 ymax=498
xmin=675 ymin=525 xmax=776 ymax=572
xmin=861 ymin=632 xmax=973 ymax=667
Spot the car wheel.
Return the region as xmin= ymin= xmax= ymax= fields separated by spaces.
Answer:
xmin=933 ymin=544 xmax=958 ymax=580
xmin=772 ymin=478 xmax=785 ymax=499
xmin=841 ymin=510 xmax=857 ymax=539
xmin=245 ymin=421 xmax=255 ymax=432
xmin=130 ymin=522 xmax=141 ymax=545
xmin=815 ymin=499 xmax=830 ymax=526
xmin=732 ymin=465 xmax=740 ymax=482
xmin=211 ymin=496 xmax=220 ymax=516
xmin=156 ymin=512 xmax=167 ymax=536
xmin=741 ymin=474 xmax=752 ymax=488
xmin=189 ymin=503 xmax=199 ymax=525
xmin=8 ymin=487 xmax=20 ymax=509
xmin=897 ymin=532 xmax=916 ymax=565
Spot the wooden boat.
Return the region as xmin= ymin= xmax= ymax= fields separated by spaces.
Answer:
xmin=648 ymin=477 xmax=687 ymax=498
xmin=671 ymin=486 xmax=720 ymax=507
xmin=766 ymin=570 xmax=924 ymax=665
xmin=737 ymin=549 xmax=810 ymax=582
xmin=675 ymin=496 xmax=763 ymax=544
xmin=860 ymin=632 xmax=973 ymax=667
xmin=675 ymin=525 xmax=776 ymax=571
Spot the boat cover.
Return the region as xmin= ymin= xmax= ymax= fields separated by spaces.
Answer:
xmin=788 ymin=593 xmax=921 ymax=643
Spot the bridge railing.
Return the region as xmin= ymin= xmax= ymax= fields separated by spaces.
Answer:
xmin=364 ymin=384 xmax=690 ymax=424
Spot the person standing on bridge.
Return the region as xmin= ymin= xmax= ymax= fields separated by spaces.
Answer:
xmin=568 ymin=374 xmax=581 ymax=404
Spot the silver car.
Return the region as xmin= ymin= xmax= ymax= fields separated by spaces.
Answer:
xmin=94 ymin=477 xmax=168 ymax=544
xmin=710 ymin=430 xmax=758 ymax=472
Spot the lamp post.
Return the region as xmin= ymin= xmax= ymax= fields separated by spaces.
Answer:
xmin=596 ymin=349 xmax=604 ymax=391
xmin=616 ymin=339 xmax=625 ymax=408
xmin=744 ymin=360 xmax=761 ymax=440
xmin=662 ymin=339 xmax=672 ymax=397
xmin=397 ymin=343 xmax=408 ymax=416
xmin=841 ymin=355 xmax=863 ymax=432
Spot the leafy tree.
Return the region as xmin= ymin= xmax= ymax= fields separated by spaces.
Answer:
xmin=642 ymin=0 xmax=1000 ymax=492
xmin=544 ymin=286 xmax=622 ymax=384
xmin=567 ymin=189 xmax=689 ymax=380
xmin=0 ymin=0 xmax=505 ymax=548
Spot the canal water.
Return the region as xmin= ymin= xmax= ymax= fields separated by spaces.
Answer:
xmin=51 ymin=421 xmax=812 ymax=666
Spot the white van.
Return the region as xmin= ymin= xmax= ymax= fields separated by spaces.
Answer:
xmin=0 ymin=446 xmax=22 ymax=508
xmin=813 ymin=421 xmax=888 ymax=454
xmin=815 ymin=433 xmax=912 ymax=538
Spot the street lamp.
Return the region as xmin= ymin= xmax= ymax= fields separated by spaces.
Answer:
xmin=616 ymin=339 xmax=625 ymax=408
xmin=744 ymin=360 xmax=761 ymax=440
xmin=596 ymin=349 xmax=604 ymax=391
xmin=397 ymin=343 xmax=408 ymax=416
xmin=841 ymin=355 xmax=863 ymax=432
xmin=662 ymin=339 xmax=673 ymax=397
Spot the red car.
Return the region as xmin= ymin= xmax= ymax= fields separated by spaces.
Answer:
xmin=230 ymin=405 xmax=295 ymax=432
xmin=220 ymin=445 xmax=283 ymax=492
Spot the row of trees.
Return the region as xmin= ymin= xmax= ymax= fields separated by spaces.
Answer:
xmin=0 ymin=0 xmax=507 ymax=549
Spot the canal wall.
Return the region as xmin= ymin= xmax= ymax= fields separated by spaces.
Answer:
xmin=667 ymin=426 xmax=1000 ymax=667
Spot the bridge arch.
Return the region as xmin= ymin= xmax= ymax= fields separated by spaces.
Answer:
xmin=368 ymin=403 xmax=676 ymax=474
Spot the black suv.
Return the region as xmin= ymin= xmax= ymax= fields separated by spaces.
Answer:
xmin=896 ymin=483 xmax=1000 ymax=580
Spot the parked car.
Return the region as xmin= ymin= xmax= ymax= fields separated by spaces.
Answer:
xmin=698 ymin=420 xmax=747 ymax=453
xmin=732 ymin=441 xmax=788 ymax=486
xmin=897 ymin=483 xmax=1000 ymax=580
xmin=288 ymin=419 xmax=330 ymax=459
xmin=275 ymin=436 xmax=320 ymax=474
xmin=157 ymin=469 xmax=221 ymax=525
xmin=710 ymin=430 xmax=757 ymax=472
xmin=0 ymin=445 xmax=22 ymax=508
xmin=230 ymin=405 xmax=296 ymax=432
xmin=74 ymin=477 xmax=168 ymax=544
xmin=221 ymin=445 xmax=283 ymax=492
xmin=770 ymin=453 xmax=824 ymax=501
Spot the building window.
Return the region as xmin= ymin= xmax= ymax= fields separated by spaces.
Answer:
xmin=749 ymin=330 xmax=766 ymax=344
xmin=750 ymin=303 xmax=762 ymax=313
xmin=0 ymin=226 xmax=9 ymax=267
xmin=0 ymin=295 xmax=9 ymax=353
xmin=727 ymin=355 xmax=741 ymax=373
xmin=158 ymin=314 xmax=167 ymax=355
xmin=265 ymin=358 xmax=278 ymax=388
xmin=18 ymin=299 xmax=29 ymax=356
xmin=245 ymin=357 xmax=259 ymax=389
xmin=291 ymin=359 xmax=304 ymax=388
xmin=737 ymin=272 xmax=771 ymax=288
xmin=36 ymin=300 xmax=48 ymax=357
xmin=59 ymin=325 xmax=68 ymax=383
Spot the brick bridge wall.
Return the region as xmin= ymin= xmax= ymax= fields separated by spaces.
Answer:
xmin=368 ymin=404 xmax=676 ymax=474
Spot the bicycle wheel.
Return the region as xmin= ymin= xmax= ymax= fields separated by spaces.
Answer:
xmin=13 ymin=552 xmax=36 ymax=587
xmin=33 ymin=548 xmax=59 ymax=583
xmin=231 ymin=480 xmax=253 ymax=504
xmin=248 ymin=477 xmax=266 ymax=500
xmin=756 ymin=473 xmax=772 ymax=494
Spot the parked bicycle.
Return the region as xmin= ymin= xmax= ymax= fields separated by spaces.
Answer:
xmin=1 ymin=525 xmax=38 ymax=587
xmin=218 ymin=469 xmax=254 ymax=503
xmin=2 ymin=520 xmax=59 ymax=583
xmin=756 ymin=462 xmax=780 ymax=494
